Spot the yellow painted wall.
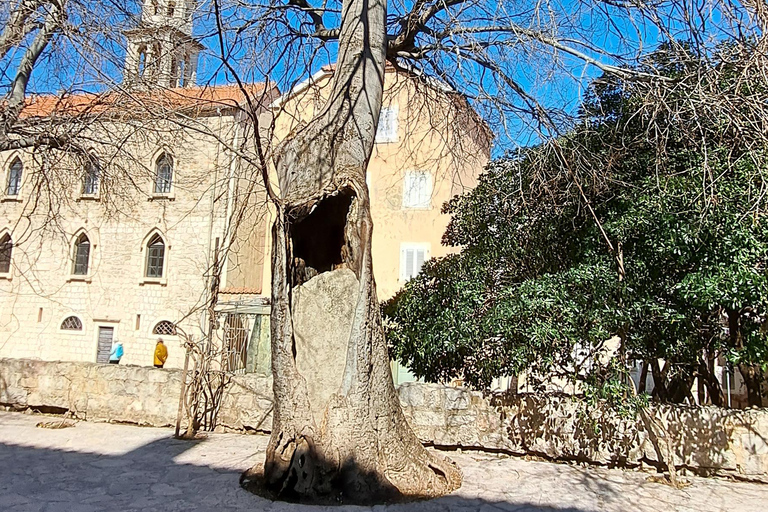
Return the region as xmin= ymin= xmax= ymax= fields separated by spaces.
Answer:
xmin=270 ymin=68 xmax=490 ymax=299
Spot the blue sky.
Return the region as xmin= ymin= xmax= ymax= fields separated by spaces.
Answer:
xmin=1 ymin=0 xmax=745 ymax=153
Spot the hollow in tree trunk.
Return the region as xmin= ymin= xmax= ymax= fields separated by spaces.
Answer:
xmin=241 ymin=0 xmax=461 ymax=503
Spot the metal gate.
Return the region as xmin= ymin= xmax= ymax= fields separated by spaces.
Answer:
xmin=96 ymin=326 xmax=114 ymax=363
xmin=222 ymin=313 xmax=248 ymax=373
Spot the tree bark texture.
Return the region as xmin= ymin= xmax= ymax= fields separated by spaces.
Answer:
xmin=247 ymin=0 xmax=461 ymax=502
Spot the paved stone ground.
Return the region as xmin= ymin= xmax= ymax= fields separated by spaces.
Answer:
xmin=1 ymin=411 xmax=766 ymax=512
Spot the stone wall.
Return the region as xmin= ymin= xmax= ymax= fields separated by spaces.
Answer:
xmin=0 ymin=113 xmax=269 ymax=370
xmin=398 ymin=382 xmax=768 ymax=482
xmin=2 ymin=358 xmax=767 ymax=482
xmin=0 ymin=358 xmax=273 ymax=430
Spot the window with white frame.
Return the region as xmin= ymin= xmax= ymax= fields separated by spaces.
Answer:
xmin=6 ymin=157 xmax=22 ymax=196
xmin=400 ymin=243 xmax=430 ymax=282
xmin=402 ymin=170 xmax=432 ymax=209
xmin=375 ymin=106 xmax=398 ymax=143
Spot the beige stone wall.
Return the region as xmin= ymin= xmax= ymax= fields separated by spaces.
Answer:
xmin=398 ymin=383 xmax=768 ymax=482
xmin=271 ymin=69 xmax=491 ymax=299
xmin=3 ymin=357 xmax=766 ymax=482
xmin=0 ymin=70 xmax=489 ymax=368
xmin=0 ymin=112 xmax=270 ymax=368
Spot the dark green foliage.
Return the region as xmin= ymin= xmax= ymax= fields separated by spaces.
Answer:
xmin=383 ymin=42 xmax=768 ymax=404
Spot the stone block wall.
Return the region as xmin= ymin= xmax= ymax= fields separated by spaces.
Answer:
xmin=2 ymin=358 xmax=767 ymax=482
xmin=0 ymin=114 xmax=262 ymax=370
xmin=398 ymin=382 xmax=768 ymax=482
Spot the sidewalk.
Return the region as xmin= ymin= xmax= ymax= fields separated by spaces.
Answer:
xmin=0 ymin=411 xmax=765 ymax=511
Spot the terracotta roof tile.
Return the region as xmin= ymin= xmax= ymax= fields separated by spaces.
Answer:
xmin=20 ymin=82 xmax=278 ymax=119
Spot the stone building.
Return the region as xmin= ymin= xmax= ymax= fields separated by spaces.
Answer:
xmin=0 ymin=0 xmax=490 ymax=373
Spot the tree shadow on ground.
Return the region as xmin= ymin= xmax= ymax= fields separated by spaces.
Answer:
xmin=0 ymin=432 xmax=607 ymax=512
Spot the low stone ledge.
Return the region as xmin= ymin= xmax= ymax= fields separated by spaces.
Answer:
xmin=398 ymin=382 xmax=768 ymax=482
xmin=2 ymin=358 xmax=767 ymax=482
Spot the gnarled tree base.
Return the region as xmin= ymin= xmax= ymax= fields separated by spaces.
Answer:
xmin=240 ymin=442 xmax=461 ymax=505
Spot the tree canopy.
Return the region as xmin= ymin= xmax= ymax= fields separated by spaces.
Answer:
xmin=383 ymin=42 xmax=768 ymax=406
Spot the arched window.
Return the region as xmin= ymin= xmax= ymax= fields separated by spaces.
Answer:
xmin=0 ymin=233 xmax=11 ymax=273
xmin=167 ymin=0 xmax=176 ymax=17
xmin=154 ymin=153 xmax=173 ymax=194
xmin=137 ymin=45 xmax=148 ymax=77
xmin=145 ymin=233 xmax=165 ymax=278
xmin=72 ymin=233 xmax=91 ymax=275
xmin=6 ymin=157 xmax=22 ymax=196
xmin=153 ymin=320 xmax=176 ymax=335
xmin=83 ymin=157 xmax=100 ymax=195
xmin=61 ymin=316 xmax=83 ymax=331
xmin=150 ymin=0 xmax=159 ymax=15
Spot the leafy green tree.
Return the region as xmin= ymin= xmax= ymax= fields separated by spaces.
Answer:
xmin=384 ymin=42 xmax=768 ymax=406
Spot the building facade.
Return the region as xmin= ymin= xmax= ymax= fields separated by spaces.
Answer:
xmin=0 ymin=0 xmax=490 ymax=373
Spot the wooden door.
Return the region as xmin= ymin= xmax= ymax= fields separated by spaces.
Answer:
xmin=96 ymin=326 xmax=114 ymax=363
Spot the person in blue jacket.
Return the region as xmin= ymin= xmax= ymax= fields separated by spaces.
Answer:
xmin=109 ymin=341 xmax=124 ymax=364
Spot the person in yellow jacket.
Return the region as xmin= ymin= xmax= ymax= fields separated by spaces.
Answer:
xmin=154 ymin=339 xmax=168 ymax=368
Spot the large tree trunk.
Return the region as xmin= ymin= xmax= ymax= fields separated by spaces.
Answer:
xmin=739 ymin=363 xmax=764 ymax=408
xmin=242 ymin=0 xmax=461 ymax=503
xmin=727 ymin=309 xmax=764 ymax=408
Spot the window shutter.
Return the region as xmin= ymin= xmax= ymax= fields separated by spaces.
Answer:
xmin=405 ymin=248 xmax=415 ymax=279
xmin=415 ymin=249 xmax=425 ymax=275
xmin=402 ymin=171 xmax=432 ymax=209
xmin=376 ymin=107 xmax=398 ymax=143
xmin=418 ymin=173 xmax=430 ymax=207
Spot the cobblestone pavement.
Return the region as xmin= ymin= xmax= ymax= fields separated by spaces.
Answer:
xmin=1 ymin=411 xmax=766 ymax=512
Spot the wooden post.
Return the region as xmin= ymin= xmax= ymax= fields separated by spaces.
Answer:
xmin=174 ymin=344 xmax=191 ymax=438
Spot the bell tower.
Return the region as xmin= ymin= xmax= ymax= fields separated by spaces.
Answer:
xmin=124 ymin=1 xmax=203 ymax=88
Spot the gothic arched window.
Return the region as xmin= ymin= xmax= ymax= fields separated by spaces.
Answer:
xmin=145 ymin=233 xmax=165 ymax=278
xmin=0 ymin=233 xmax=11 ymax=273
xmin=6 ymin=157 xmax=22 ymax=196
xmin=154 ymin=153 xmax=173 ymax=194
xmin=83 ymin=157 xmax=100 ymax=195
xmin=72 ymin=233 xmax=91 ymax=275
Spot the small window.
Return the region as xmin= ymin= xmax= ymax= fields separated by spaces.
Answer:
xmin=167 ymin=0 xmax=176 ymax=16
xmin=72 ymin=233 xmax=91 ymax=275
xmin=153 ymin=320 xmax=176 ymax=335
xmin=402 ymin=170 xmax=432 ymax=209
xmin=150 ymin=0 xmax=159 ymax=15
xmin=61 ymin=316 xmax=83 ymax=331
xmin=6 ymin=157 xmax=22 ymax=196
xmin=400 ymin=243 xmax=430 ymax=281
xmin=154 ymin=153 xmax=173 ymax=194
xmin=83 ymin=158 xmax=99 ymax=195
xmin=375 ymin=106 xmax=398 ymax=143
xmin=145 ymin=234 xmax=165 ymax=278
xmin=0 ymin=233 xmax=11 ymax=273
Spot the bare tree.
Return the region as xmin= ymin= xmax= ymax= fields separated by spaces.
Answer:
xmin=4 ymin=0 xmax=768 ymax=503
xmin=220 ymin=0 xmax=768 ymax=502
